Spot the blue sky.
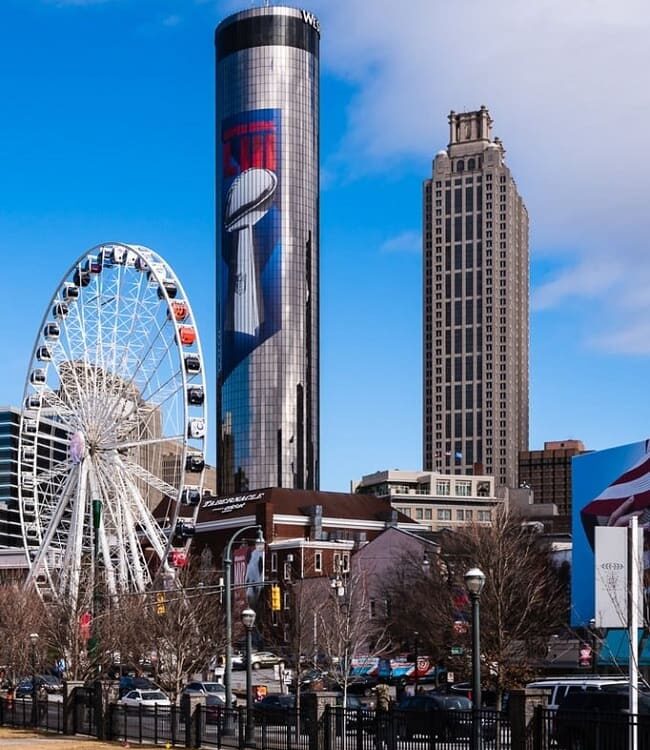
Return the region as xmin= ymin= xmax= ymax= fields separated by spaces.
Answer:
xmin=1 ymin=0 xmax=649 ymax=491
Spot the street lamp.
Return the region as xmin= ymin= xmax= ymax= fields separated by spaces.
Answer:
xmin=223 ymin=525 xmax=264 ymax=724
xmin=465 ymin=568 xmax=486 ymax=750
xmin=242 ymin=607 xmax=257 ymax=747
xmin=29 ymin=632 xmax=39 ymax=727
xmin=413 ymin=631 xmax=420 ymax=693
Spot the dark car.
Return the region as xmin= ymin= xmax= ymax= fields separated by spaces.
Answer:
xmin=118 ymin=676 xmax=158 ymax=698
xmin=334 ymin=694 xmax=375 ymax=734
xmin=396 ymin=693 xmax=494 ymax=741
xmin=15 ymin=675 xmax=62 ymax=697
xmin=203 ymin=694 xmax=229 ymax=725
xmin=555 ymin=687 xmax=650 ymax=749
xmin=254 ymin=694 xmax=302 ymax=726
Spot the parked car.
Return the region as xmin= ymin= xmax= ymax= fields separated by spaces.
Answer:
xmin=254 ymin=693 xmax=303 ymax=725
xmin=118 ymin=689 xmax=171 ymax=708
xmin=334 ymin=694 xmax=375 ymax=733
xmin=233 ymin=651 xmax=285 ymax=670
xmin=395 ymin=693 xmax=495 ymax=741
xmin=118 ymin=675 xmax=158 ymax=698
xmin=204 ymin=694 xmax=229 ymax=724
xmin=181 ymin=680 xmax=237 ymax=707
xmin=526 ymin=675 xmax=629 ymax=714
xmin=293 ymin=669 xmax=339 ymax=692
xmin=555 ymin=687 xmax=650 ymax=749
xmin=15 ymin=675 xmax=62 ymax=697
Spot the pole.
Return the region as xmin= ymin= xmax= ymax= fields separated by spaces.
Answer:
xmin=629 ymin=516 xmax=639 ymax=750
xmin=223 ymin=525 xmax=263 ymax=729
xmin=245 ymin=624 xmax=255 ymax=746
xmin=471 ymin=593 xmax=481 ymax=750
xmin=30 ymin=641 xmax=37 ymax=727
xmin=414 ymin=632 xmax=419 ymax=693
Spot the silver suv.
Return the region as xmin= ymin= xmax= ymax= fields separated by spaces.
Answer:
xmin=181 ymin=681 xmax=237 ymax=707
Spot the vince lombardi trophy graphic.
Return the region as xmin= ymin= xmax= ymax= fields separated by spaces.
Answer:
xmin=225 ymin=167 xmax=278 ymax=336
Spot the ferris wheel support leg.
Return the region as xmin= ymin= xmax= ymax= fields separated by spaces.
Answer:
xmin=66 ymin=458 xmax=89 ymax=612
xmin=122 ymin=473 xmax=169 ymax=561
xmin=25 ymin=469 xmax=77 ymax=591
xmin=123 ymin=499 xmax=147 ymax=592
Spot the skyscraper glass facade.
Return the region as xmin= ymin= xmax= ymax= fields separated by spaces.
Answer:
xmin=215 ymin=7 xmax=320 ymax=494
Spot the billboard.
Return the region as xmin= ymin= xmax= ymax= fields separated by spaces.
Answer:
xmin=220 ymin=108 xmax=282 ymax=380
xmin=572 ymin=438 xmax=650 ymax=626
xmin=233 ymin=542 xmax=265 ymax=614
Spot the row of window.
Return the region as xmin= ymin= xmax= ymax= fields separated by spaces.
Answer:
xmin=396 ymin=506 xmax=492 ymax=522
xmin=269 ymin=550 xmax=350 ymax=576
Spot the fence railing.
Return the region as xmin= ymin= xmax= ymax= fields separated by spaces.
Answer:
xmin=6 ymin=690 xmax=650 ymax=750
xmin=530 ymin=705 xmax=650 ymax=750
xmin=0 ymin=695 xmax=63 ymax=734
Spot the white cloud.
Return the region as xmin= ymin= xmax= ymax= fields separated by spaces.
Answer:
xmin=162 ymin=13 xmax=181 ymax=27
xmin=304 ymin=0 xmax=650 ymax=352
xmin=379 ymin=230 xmax=420 ymax=254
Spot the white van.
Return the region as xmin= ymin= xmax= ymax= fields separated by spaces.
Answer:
xmin=526 ymin=676 xmax=628 ymax=713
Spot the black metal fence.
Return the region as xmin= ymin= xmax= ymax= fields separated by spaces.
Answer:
xmin=7 ymin=692 xmax=650 ymax=750
xmin=528 ymin=705 xmax=650 ymax=750
xmin=0 ymin=695 xmax=63 ymax=733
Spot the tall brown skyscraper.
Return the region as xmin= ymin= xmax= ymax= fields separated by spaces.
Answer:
xmin=423 ymin=107 xmax=529 ymax=487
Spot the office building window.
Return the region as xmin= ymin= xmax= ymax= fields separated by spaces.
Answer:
xmin=314 ymin=551 xmax=322 ymax=572
xmin=436 ymin=480 xmax=451 ymax=496
xmin=437 ymin=509 xmax=452 ymax=521
xmin=456 ymin=480 xmax=472 ymax=497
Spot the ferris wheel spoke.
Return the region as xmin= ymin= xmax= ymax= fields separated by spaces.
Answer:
xmin=120 ymin=471 xmax=169 ymax=560
xmin=121 ymin=458 xmax=179 ymax=500
xmin=48 ymin=337 xmax=91 ymax=427
xmin=35 ymin=459 xmax=73 ymax=485
xmin=97 ymin=311 xmax=174 ymax=436
xmin=107 ymin=269 xmax=157 ymax=399
xmin=100 ymin=460 xmax=153 ymax=591
xmin=140 ymin=372 xmax=184 ymax=413
xmin=121 ymin=499 xmax=147 ymax=592
xmin=101 ymin=434 xmax=184 ymax=452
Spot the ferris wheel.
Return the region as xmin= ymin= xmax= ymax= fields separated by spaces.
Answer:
xmin=18 ymin=243 xmax=207 ymax=608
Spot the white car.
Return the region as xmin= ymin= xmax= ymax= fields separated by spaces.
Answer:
xmin=119 ymin=689 xmax=171 ymax=708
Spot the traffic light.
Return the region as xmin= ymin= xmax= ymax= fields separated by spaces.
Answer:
xmin=156 ymin=592 xmax=167 ymax=615
xmin=271 ymin=585 xmax=281 ymax=611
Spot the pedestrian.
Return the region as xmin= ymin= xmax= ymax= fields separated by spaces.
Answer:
xmin=375 ymin=681 xmax=392 ymax=750
xmin=37 ymin=684 xmax=48 ymax=722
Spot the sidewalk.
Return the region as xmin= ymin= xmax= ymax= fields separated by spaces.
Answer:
xmin=0 ymin=727 xmax=156 ymax=749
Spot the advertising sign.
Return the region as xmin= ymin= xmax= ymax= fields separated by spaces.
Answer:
xmin=220 ymin=108 xmax=282 ymax=380
xmin=572 ymin=439 xmax=650 ymax=626
xmin=233 ymin=542 xmax=265 ymax=612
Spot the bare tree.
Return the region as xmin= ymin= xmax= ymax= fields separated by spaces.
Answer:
xmin=145 ymin=569 xmax=226 ymax=700
xmin=0 ymin=576 xmax=46 ymax=685
xmin=318 ymin=565 xmax=390 ymax=705
xmin=380 ymin=509 xmax=568 ymax=705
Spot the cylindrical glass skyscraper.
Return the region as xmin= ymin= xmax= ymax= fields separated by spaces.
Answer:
xmin=215 ymin=6 xmax=320 ymax=494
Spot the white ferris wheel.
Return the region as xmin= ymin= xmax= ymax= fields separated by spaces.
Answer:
xmin=18 ymin=243 xmax=207 ymax=609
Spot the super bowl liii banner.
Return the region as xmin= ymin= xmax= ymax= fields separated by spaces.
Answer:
xmin=220 ymin=108 xmax=282 ymax=379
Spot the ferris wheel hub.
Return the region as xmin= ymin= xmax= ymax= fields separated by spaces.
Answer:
xmin=69 ymin=431 xmax=86 ymax=464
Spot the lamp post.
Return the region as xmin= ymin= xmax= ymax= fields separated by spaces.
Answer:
xmin=223 ymin=525 xmax=264 ymax=725
xmin=242 ymin=607 xmax=257 ymax=747
xmin=413 ymin=631 xmax=420 ymax=693
xmin=29 ymin=632 xmax=39 ymax=727
xmin=465 ymin=568 xmax=486 ymax=750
